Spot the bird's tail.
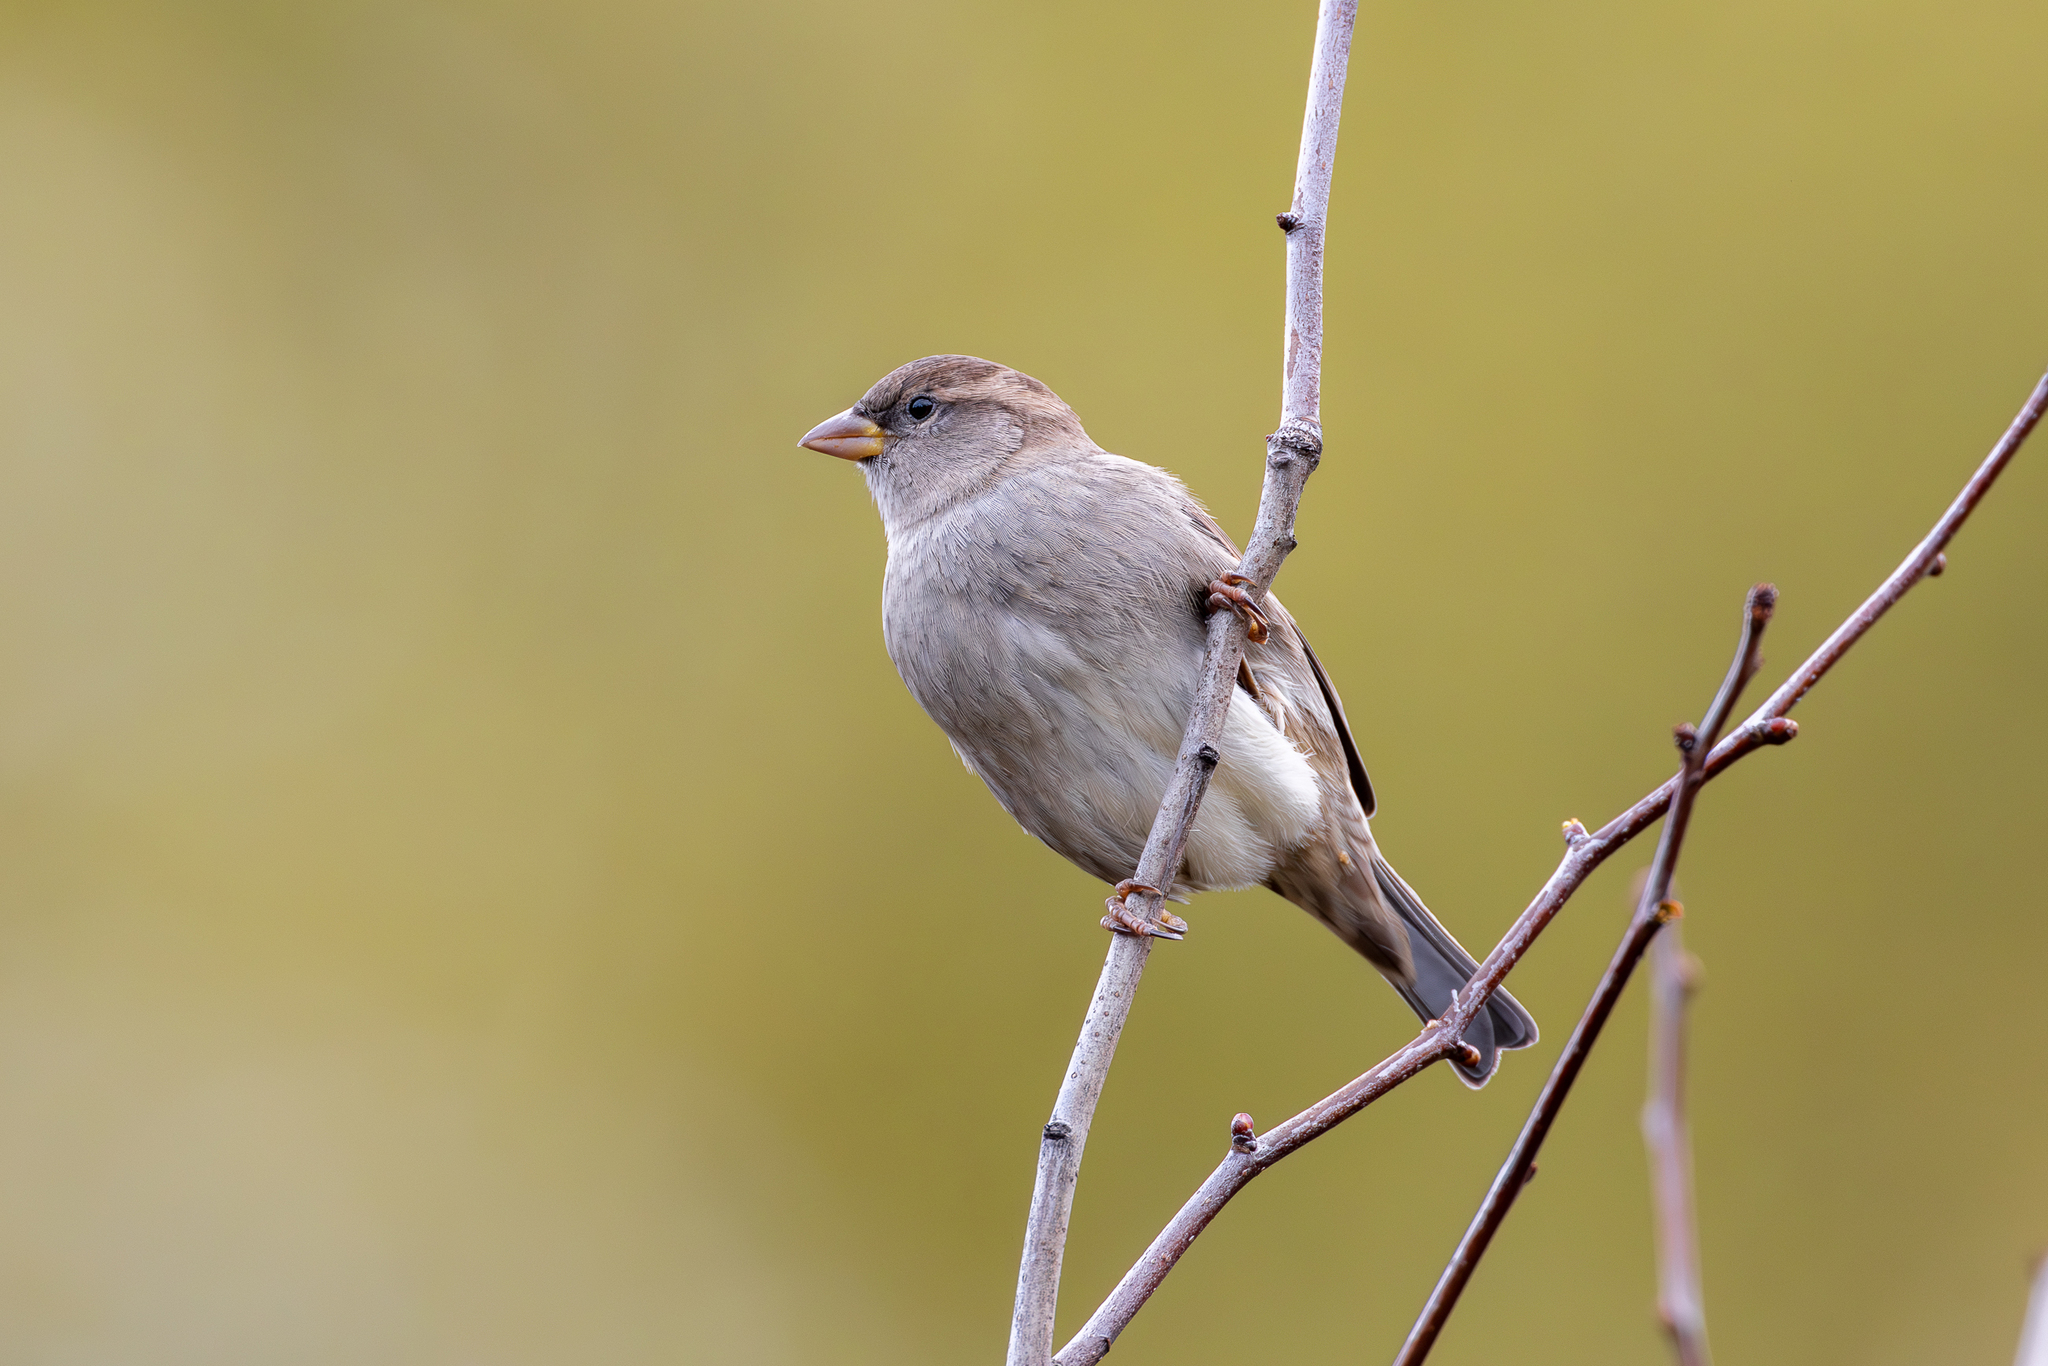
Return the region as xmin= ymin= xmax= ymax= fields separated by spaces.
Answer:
xmin=1371 ymin=853 xmax=1539 ymax=1088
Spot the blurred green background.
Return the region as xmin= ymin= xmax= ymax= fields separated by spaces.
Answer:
xmin=1 ymin=0 xmax=2044 ymax=1361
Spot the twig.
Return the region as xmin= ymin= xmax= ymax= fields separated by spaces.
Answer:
xmin=1394 ymin=581 xmax=1774 ymax=1364
xmin=1002 ymin=3 xmax=1358 ymax=1361
xmin=1644 ymin=923 xmax=1710 ymax=1366
xmin=2017 ymin=1251 xmax=2048 ymax=1366
xmin=1051 ymin=366 xmax=2048 ymax=1366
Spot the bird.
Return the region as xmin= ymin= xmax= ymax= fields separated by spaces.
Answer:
xmin=798 ymin=355 xmax=1536 ymax=1085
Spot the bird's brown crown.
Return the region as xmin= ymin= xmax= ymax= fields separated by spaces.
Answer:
xmin=856 ymin=355 xmax=1088 ymax=447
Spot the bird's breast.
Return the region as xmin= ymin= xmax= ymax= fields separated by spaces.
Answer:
xmin=879 ymin=506 xmax=1324 ymax=892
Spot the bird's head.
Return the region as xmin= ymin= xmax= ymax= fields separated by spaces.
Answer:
xmin=799 ymin=355 xmax=1091 ymax=531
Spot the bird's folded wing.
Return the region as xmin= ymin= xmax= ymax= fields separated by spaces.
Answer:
xmin=1289 ymin=627 xmax=1377 ymax=818
xmin=1176 ymin=493 xmax=1377 ymax=819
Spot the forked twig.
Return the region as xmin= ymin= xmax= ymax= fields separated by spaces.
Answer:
xmin=1395 ymin=583 xmax=1776 ymax=1363
xmin=1003 ymin=2 xmax=1359 ymax=1361
xmin=1645 ymin=922 xmax=1711 ymax=1366
xmin=1052 ymin=366 xmax=2048 ymax=1365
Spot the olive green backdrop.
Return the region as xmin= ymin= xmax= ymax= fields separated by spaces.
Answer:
xmin=1 ymin=1 xmax=2044 ymax=1362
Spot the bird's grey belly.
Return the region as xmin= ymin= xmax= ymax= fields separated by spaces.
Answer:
xmin=884 ymin=585 xmax=1323 ymax=893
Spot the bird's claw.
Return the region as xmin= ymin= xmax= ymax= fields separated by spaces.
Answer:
xmin=1118 ymin=880 xmax=1188 ymax=935
xmin=1206 ymin=574 xmax=1270 ymax=644
xmin=1101 ymin=880 xmax=1188 ymax=940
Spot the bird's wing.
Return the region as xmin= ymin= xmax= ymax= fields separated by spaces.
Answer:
xmin=1289 ymin=626 xmax=1377 ymax=818
xmin=1176 ymin=495 xmax=1377 ymax=819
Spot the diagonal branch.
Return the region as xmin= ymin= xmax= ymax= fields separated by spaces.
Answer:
xmin=1051 ymin=365 xmax=2048 ymax=1366
xmin=1002 ymin=3 xmax=1359 ymax=1362
xmin=1393 ymin=583 xmax=1777 ymax=1365
xmin=1644 ymin=921 xmax=1711 ymax=1366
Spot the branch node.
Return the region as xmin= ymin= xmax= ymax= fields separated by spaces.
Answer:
xmin=1195 ymin=744 xmax=1220 ymax=769
xmin=1229 ymin=1113 xmax=1259 ymax=1154
xmin=1655 ymin=899 xmax=1684 ymax=925
xmin=1044 ymin=1121 xmax=1072 ymax=1144
xmin=1275 ymin=211 xmax=1302 ymax=232
xmin=1673 ymin=721 xmax=1700 ymax=755
xmin=1433 ymin=1018 xmax=1484 ymax=1068
xmin=1927 ymin=552 xmax=1947 ymax=578
xmin=1562 ymin=818 xmax=1588 ymax=846
xmin=1267 ymin=420 xmax=1324 ymax=468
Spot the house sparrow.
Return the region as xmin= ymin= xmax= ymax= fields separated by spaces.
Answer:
xmin=799 ymin=355 xmax=1536 ymax=1084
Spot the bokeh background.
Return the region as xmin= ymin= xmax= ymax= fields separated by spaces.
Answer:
xmin=1 ymin=0 xmax=2044 ymax=1361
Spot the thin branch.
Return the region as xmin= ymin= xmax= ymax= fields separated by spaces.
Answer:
xmin=1644 ymin=922 xmax=1710 ymax=1366
xmin=1394 ymin=581 xmax=1774 ymax=1365
xmin=2017 ymin=1252 xmax=2048 ymax=1366
xmin=1052 ymin=365 xmax=2048 ymax=1366
xmin=1003 ymin=3 xmax=1359 ymax=1361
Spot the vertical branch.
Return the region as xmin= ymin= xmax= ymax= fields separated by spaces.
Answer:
xmin=1644 ymin=923 xmax=1711 ymax=1366
xmin=1002 ymin=4 xmax=1359 ymax=1362
xmin=1006 ymin=934 xmax=1156 ymax=1366
xmin=1278 ymin=0 xmax=1357 ymax=436
xmin=1393 ymin=585 xmax=1776 ymax=1366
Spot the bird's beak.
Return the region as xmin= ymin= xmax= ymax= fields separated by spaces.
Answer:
xmin=799 ymin=408 xmax=885 ymax=461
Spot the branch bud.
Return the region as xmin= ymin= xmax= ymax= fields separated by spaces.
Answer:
xmin=1561 ymin=818 xmax=1588 ymax=846
xmin=1230 ymin=1113 xmax=1259 ymax=1153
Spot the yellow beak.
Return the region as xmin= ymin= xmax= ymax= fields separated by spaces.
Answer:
xmin=799 ymin=408 xmax=885 ymax=461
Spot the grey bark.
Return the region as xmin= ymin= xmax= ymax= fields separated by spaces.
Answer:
xmin=1644 ymin=925 xmax=1711 ymax=1366
xmin=1002 ymin=3 xmax=1359 ymax=1362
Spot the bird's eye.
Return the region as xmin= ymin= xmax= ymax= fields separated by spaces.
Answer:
xmin=907 ymin=395 xmax=936 ymax=422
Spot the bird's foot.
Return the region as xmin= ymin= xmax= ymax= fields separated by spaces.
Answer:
xmin=1205 ymin=573 xmax=1270 ymax=644
xmin=1101 ymin=880 xmax=1188 ymax=940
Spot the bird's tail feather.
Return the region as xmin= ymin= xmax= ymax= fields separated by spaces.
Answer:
xmin=1371 ymin=854 xmax=1539 ymax=1088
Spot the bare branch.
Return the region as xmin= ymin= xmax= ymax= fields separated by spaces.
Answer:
xmin=1392 ymin=581 xmax=1774 ymax=1365
xmin=2018 ymin=1252 xmax=2048 ymax=1366
xmin=1644 ymin=923 xmax=1711 ymax=1366
xmin=1003 ymin=3 xmax=1359 ymax=1361
xmin=1052 ymin=366 xmax=2048 ymax=1365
